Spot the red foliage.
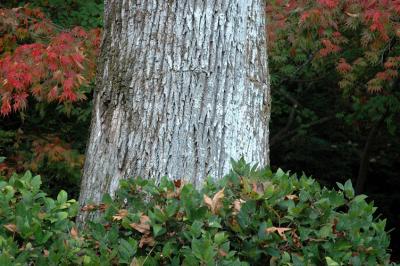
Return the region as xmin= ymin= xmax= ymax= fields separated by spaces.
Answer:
xmin=317 ymin=0 xmax=339 ymax=9
xmin=267 ymin=0 xmax=400 ymax=95
xmin=0 ymin=135 xmax=85 ymax=176
xmin=0 ymin=7 xmax=101 ymax=115
xmin=336 ymin=58 xmax=352 ymax=74
xmin=319 ymin=39 xmax=341 ymax=57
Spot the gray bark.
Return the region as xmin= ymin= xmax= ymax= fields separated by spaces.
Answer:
xmin=78 ymin=0 xmax=270 ymax=222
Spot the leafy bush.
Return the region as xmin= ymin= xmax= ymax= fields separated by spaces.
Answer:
xmin=0 ymin=160 xmax=395 ymax=265
xmin=0 ymin=171 xmax=79 ymax=264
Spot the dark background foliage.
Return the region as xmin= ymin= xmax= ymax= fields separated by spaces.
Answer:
xmin=1 ymin=0 xmax=103 ymax=28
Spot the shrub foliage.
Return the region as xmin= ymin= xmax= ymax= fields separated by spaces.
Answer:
xmin=0 ymin=160 xmax=394 ymax=265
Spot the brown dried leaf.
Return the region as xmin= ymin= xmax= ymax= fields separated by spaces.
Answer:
xmin=232 ymin=199 xmax=245 ymax=215
xmin=228 ymin=217 xmax=240 ymax=231
xmin=175 ymin=211 xmax=184 ymax=221
xmin=130 ymin=215 xmax=151 ymax=234
xmin=167 ymin=231 xmax=176 ymax=237
xmin=345 ymin=12 xmax=359 ymax=18
xmin=218 ymin=249 xmax=228 ymax=257
xmin=81 ymin=204 xmax=96 ymax=212
xmin=37 ymin=212 xmax=46 ymax=219
xmin=266 ymin=227 xmax=292 ymax=240
xmin=130 ymin=258 xmax=140 ymax=266
xmin=252 ymin=181 xmax=273 ymax=196
xmin=166 ymin=190 xmax=178 ymax=199
xmin=166 ymin=181 xmax=185 ymax=199
xmin=166 ymin=184 xmax=183 ymax=199
xmin=98 ymin=203 xmax=108 ymax=212
xmin=285 ymin=194 xmax=299 ymax=201
xmin=174 ymin=179 xmax=182 ymax=188
xmin=252 ymin=182 xmax=265 ymax=195
xmin=3 ymin=223 xmax=17 ymax=233
xmin=332 ymin=218 xmax=338 ymax=234
xmin=203 ymin=188 xmax=225 ymax=214
xmin=292 ymin=231 xmax=302 ymax=248
xmin=70 ymin=227 xmax=78 ymax=240
xmin=139 ymin=235 xmax=155 ymax=248
xmin=113 ymin=209 xmax=128 ymax=221
xmin=104 ymin=223 xmax=112 ymax=230
xmin=203 ymin=195 xmax=213 ymax=208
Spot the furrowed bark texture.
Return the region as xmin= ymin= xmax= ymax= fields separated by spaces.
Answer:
xmin=78 ymin=0 xmax=270 ymax=221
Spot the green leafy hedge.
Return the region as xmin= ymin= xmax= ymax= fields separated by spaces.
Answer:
xmin=0 ymin=160 xmax=395 ymax=265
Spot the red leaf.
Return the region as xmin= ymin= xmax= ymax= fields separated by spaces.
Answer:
xmin=63 ymin=76 xmax=74 ymax=91
xmin=1 ymin=98 xmax=12 ymax=115
xmin=60 ymin=56 xmax=72 ymax=66
xmin=13 ymin=92 xmax=28 ymax=111
xmin=317 ymin=0 xmax=339 ymax=8
xmin=47 ymin=86 xmax=58 ymax=101
xmin=32 ymin=85 xmax=42 ymax=97
xmin=336 ymin=58 xmax=352 ymax=74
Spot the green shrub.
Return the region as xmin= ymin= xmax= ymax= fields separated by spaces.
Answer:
xmin=0 ymin=160 xmax=395 ymax=265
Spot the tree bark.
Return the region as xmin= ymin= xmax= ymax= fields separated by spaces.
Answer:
xmin=78 ymin=0 xmax=270 ymax=222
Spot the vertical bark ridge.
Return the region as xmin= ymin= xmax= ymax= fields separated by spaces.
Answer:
xmin=79 ymin=0 xmax=270 ymax=219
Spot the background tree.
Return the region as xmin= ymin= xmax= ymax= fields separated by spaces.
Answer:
xmin=78 ymin=0 xmax=270 ymax=222
xmin=266 ymin=0 xmax=400 ymax=255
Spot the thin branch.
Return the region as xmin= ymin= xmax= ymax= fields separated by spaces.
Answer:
xmin=355 ymin=114 xmax=386 ymax=194
xmin=270 ymin=105 xmax=297 ymax=146
xmin=270 ymin=116 xmax=335 ymax=147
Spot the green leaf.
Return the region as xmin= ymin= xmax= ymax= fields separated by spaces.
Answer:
xmin=266 ymin=247 xmax=280 ymax=257
xmin=102 ymin=193 xmax=113 ymax=205
xmin=153 ymin=207 xmax=167 ymax=223
xmin=325 ymin=257 xmax=340 ymax=266
xmin=162 ymin=241 xmax=175 ymax=258
xmin=0 ymin=253 xmax=13 ymax=265
xmin=56 ymin=211 xmax=68 ymax=221
xmin=336 ymin=182 xmax=344 ymax=190
xmin=276 ymin=168 xmax=285 ymax=178
xmin=344 ymin=180 xmax=354 ymax=199
xmin=57 ymin=190 xmax=68 ymax=204
xmin=292 ymin=254 xmax=305 ymax=266
xmin=191 ymin=238 xmax=215 ymax=263
xmin=352 ymin=194 xmax=367 ymax=203
xmin=166 ymin=200 xmax=179 ymax=217
xmin=118 ymin=238 xmax=137 ymax=263
xmin=208 ymin=216 xmax=222 ymax=228
xmin=22 ymin=171 xmax=32 ymax=182
xmin=153 ymin=224 xmax=166 ymax=237
xmin=31 ymin=175 xmax=42 ymax=191
xmin=83 ymin=256 xmax=92 ymax=264
xmin=190 ymin=220 xmax=203 ymax=238
xmin=214 ymin=232 xmax=228 ymax=245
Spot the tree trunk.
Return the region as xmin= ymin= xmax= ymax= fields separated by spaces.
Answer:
xmin=355 ymin=115 xmax=385 ymax=194
xmin=78 ymin=0 xmax=270 ymax=222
